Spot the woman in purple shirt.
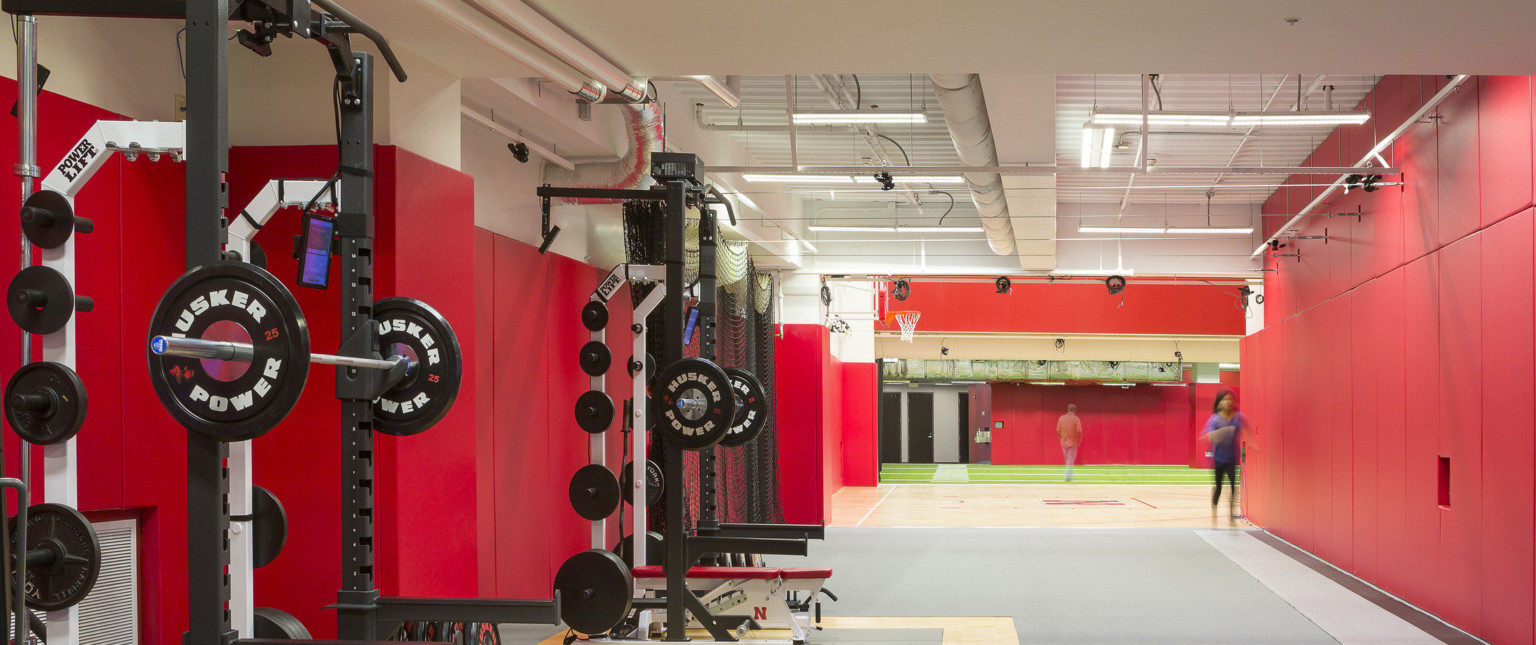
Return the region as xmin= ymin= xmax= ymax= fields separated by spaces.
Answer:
xmin=1202 ymin=389 xmax=1247 ymax=518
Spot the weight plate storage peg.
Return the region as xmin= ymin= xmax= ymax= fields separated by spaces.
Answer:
xmin=4 ymin=361 xmax=87 ymax=445
xmin=9 ymin=503 xmax=101 ymax=611
xmin=20 ymin=189 xmax=92 ymax=250
xmin=147 ymin=263 xmax=311 ymax=442
xmin=719 ymin=368 xmax=768 ymax=448
xmin=252 ymin=607 xmax=312 ymax=639
xmin=554 ymin=549 xmax=633 ymax=635
xmin=654 ymin=357 xmax=735 ymax=450
xmin=249 ymin=485 xmax=288 ymax=568
xmin=619 ymin=460 xmax=664 ymax=507
xmin=581 ymin=301 xmax=609 ymax=332
xmin=8 ymin=265 xmax=92 ymax=335
xmin=568 ymin=464 xmax=621 ymax=521
xmin=574 ymin=390 xmax=614 ymax=433
xmin=372 ymin=297 xmax=463 ymax=436
xmin=578 ymin=340 xmax=611 ymax=377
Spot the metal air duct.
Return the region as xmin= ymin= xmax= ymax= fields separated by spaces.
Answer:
xmin=929 ymin=74 xmax=1016 ymax=256
xmin=541 ymin=102 xmax=662 ymax=203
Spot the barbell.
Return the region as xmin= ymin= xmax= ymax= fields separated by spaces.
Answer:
xmin=152 ymin=335 xmax=410 ymax=373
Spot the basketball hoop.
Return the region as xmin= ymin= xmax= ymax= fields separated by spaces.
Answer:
xmin=892 ymin=311 xmax=920 ymax=343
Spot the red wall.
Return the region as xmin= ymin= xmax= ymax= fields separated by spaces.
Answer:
xmin=840 ymin=363 xmax=879 ymax=487
xmin=987 ymin=383 xmax=1196 ymax=465
xmin=775 ymin=324 xmax=829 ymax=524
xmin=1243 ymin=75 xmax=1536 ymax=644
xmin=881 ymin=279 xmax=1244 ymax=335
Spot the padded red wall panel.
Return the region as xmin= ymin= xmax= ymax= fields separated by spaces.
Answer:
xmin=775 ymin=324 xmax=826 ymax=525
xmin=1436 ymin=82 xmax=1481 ymax=248
xmin=879 ymin=280 xmax=1243 ymax=336
xmin=1437 ymin=233 xmax=1483 ymax=633
xmin=841 ymin=363 xmax=880 ymax=486
xmin=822 ymin=351 xmax=844 ymax=510
xmin=1478 ymin=77 xmax=1535 ymax=227
xmin=1278 ymin=316 xmax=1308 ymax=547
xmin=1323 ymin=296 xmax=1353 ymax=570
xmin=1373 ymin=270 xmax=1409 ymax=597
xmin=1478 ymin=208 xmax=1535 ymax=644
xmin=1400 ymin=254 xmax=1445 ymax=616
xmin=473 ymin=229 xmax=496 ymax=597
xmin=1401 ymin=92 xmax=1442 ymax=263
xmin=989 ymin=384 xmax=1189 ymax=466
xmin=1349 ymin=280 xmax=1380 ymax=582
xmin=1162 ymin=384 xmax=1191 ymax=466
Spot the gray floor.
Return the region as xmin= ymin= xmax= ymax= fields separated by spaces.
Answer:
xmin=773 ymin=527 xmax=1339 ymax=644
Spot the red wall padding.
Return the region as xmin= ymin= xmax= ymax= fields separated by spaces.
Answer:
xmin=775 ymin=324 xmax=829 ymax=524
xmin=1243 ymin=76 xmax=1536 ymax=643
xmin=987 ymin=383 xmax=1199 ymax=466
xmin=878 ymin=279 xmax=1243 ymax=336
xmin=840 ymin=363 xmax=879 ymax=487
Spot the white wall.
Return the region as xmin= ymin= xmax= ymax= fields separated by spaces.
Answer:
xmin=0 ymin=16 xmax=185 ymax=122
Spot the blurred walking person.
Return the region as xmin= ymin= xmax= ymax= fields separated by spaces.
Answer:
xmin=1203 ymin=389 xmax=1248 ymax=520
xmin=1057 ymin=404 xmax=1083 ymax=482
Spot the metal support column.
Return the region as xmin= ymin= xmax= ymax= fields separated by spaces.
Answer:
xmin=695 ymin=212 xmax=719 ymax=548
xmin=661 ymin=180 xmax=688 ymax=642
xmin=333 ymin=53 xmax=381 ymax=641
xmin=7 ymin=13 xmax=36 ymax=643
xmin=184 ymin=0 xmax=234 ymax=643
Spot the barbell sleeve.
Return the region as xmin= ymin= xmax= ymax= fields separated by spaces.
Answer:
xmin=151 ymin=335 xmax=408 ymax=372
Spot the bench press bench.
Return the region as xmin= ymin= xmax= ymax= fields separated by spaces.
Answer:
xmin=631 ymin=566 xmax=834 ymax=642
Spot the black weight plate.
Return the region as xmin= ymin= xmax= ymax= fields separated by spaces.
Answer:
xmin=612 ymin=531 xmax=664 ymax=569
xmin=581 ymin=301 xmax=609 ymax=332
xmin=472 ymin=622 xmax=502 ymax=645
xmin=578 ymin=341 xmax=611 ymax=377
xmin=11 ymin=502 xmax=100 ymax=611
xmin=574 ymin=390 xmax=613 ymax=433
xmin=8 ymin=265 xmax=78 ymax=335
xmin=719 ymin=368 xmax=768 ymax=448
xmin=148 ymin=263 xmax=310 ymax=442
xmin=4 ymin=361 xmax=87 ymax=445
xmin=373 ymin=297 xmax=463 ymax=436
xmin=554 ymin=549 xmax=633 ymax=635
xmin=618 ymin=460 xmax=664 ymax=507
xmin=568 ymin=464 xmax=621 ymax=521
xmin=250 ymin=485 xmax=287 ymax=568
xmin=20 ymin=189 xmax=76 ymax=249
xmin=249 ymin=241 xmax=268 ymax=271
xmin=654 ymin=358 xmax=735 ymax=450
xmin=252 ymin=606 xmax=312 ymax=639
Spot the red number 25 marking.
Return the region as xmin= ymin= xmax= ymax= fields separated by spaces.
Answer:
xmin=265 ymin=329 xmax=279 ymax=340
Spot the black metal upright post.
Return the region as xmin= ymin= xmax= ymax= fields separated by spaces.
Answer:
xmin=662 ymin=180 xmax=689 ymax=642
xmin=332 ymin=52 xmax=381 ymax=641
xmin=184 ymin=1 xmax=234 ymax=644
xmin=696 ymin=212 xmax=720 ymax=546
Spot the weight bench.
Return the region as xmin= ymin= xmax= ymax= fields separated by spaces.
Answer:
xmin=631 ymin=566 xmax=834 ymax=643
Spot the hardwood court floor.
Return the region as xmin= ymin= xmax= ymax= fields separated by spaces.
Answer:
xmin=832 ymin=483 xmax=1248 ymax=528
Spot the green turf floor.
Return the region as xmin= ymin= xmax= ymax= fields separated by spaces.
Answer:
xmin=879 ymin=463 xmax=1237 ymax=485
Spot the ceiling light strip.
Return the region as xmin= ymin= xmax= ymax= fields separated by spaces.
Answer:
xmin=717 ymin=165 xmax=1397 ymax=176
xmin=1091 ymin=109 xmax=1371 ymax=128
xmin=792 ymin=112 xmax=928 ymax=124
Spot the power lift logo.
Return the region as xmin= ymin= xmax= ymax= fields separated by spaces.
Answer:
xmin=162 ymin=289 xmax=280 ymax=413
xmin=55 ymin=139 xmax=99 ymax=182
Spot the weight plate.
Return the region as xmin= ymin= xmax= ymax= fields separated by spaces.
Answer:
xmin=581 ymin=301 xmax=609 ymax=332
xmin=568 ymin=464 xmax=621 ymax=521
xmin=249 ymin=241 xmax=268 ymax=270
xmin=618 ymin=460 xmax=663 ymax=507
xmin=19 ymin=189 xmax=76 ymax=249
xmin=472 ymin=622 xmax=502 ymax=645
xmin=556 ymin=549 xmax=633 ymax=635
xmin=574 ymin=390 xmax=614 ymax=433
xmin=10 ymin=502 xmax=100 ymax=611
xmin=373 ymin=297 xmax=463 ymax=437
xmin=654 ymin=358 xmax=735 ymax=450
xmin=252 ymin=606 xmax=312 ymax=639
xmin=8 ymin=265 xmax=79 ymax=335
xmin=4 ymin=361 xmax=88 ymax=445
xmin=612 ymin=531 xmax=664 ymax=569
xmin=719 ymin=368 xmax=768 ymax=448
xmin=250 ymin=485 xmax=287 ymax=568
xmin=578 ymin=341 xmax=611 ymax=377
xmin=148 ymin=263 xmax=310 ymax=442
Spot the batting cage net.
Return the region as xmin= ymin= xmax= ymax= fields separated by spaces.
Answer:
xmin=622 ymin=200 xmax=783 ymax=548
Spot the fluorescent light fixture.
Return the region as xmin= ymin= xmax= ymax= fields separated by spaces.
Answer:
xmin=1091 ymin=109 xmax=1370 ymax=128
xmin=1099 ymin=127 xmax=1115 ymax=169
xmin=954 ymin=380 xmax=986 ymax=384
xmin=1101 ymin=382 xmax=1137 ymax=387
xmin=743 ymin=174 xmax=857 ymax=184
xmin=808 ymin=225 xmax=898 ymax=232
xmin=1050 ymin=269 xmax=1135 ymax=277
xmin=793 ymin=112 xmax=927 ymax=125
xmin=731 ymin=191 xmax=760 ymax=212
xmin=1079 ymin=226 xmax=1167 ymax=234
xmin=1165 ymin=227 xmax=1255 ymax=234
xmin=1152 ymin=382 xmax=1187 ymax=387
xmin=881 ymin=357 xmax=899 ymax=363
xmin=1219 ymin=363 xmax=1240 ymax=370
xmin=688 ymin=75 xmax=742 ymax=108
xmin=896 ymin=226 xmax=984 ymax=233
xmin=1031 ymin=381 xmax=1066 ymax=386
xmin=801 ymin=239 xmax=819 ymax=252
xmin=1080 ymin=126 xmax=1094 ymax=169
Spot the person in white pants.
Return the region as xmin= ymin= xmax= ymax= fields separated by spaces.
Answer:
xmin=1057 ymin=404 xmax=1083 ymax=482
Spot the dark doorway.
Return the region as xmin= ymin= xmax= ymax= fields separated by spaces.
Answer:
xmin=957 ymin=392 xmax=970 ymax=464
xmin=907 ymin=392 xmax=934 ymax=463
xmin=879 ymin=392 xmax=903 ymax=464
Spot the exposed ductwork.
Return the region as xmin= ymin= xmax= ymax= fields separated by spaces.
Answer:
xmin=471 ymin=0 xmax=648 ymax=102
xmin=541 ymin=101 xmax=663 ymax=203
xmin=929 ymin=74 xmax=1016 ymax=256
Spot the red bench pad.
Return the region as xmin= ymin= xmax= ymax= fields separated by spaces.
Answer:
xmin=631 ymin=566 xmax=782 ymax=580
xmin=779 ymin=568 xmax=833 ymax=580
